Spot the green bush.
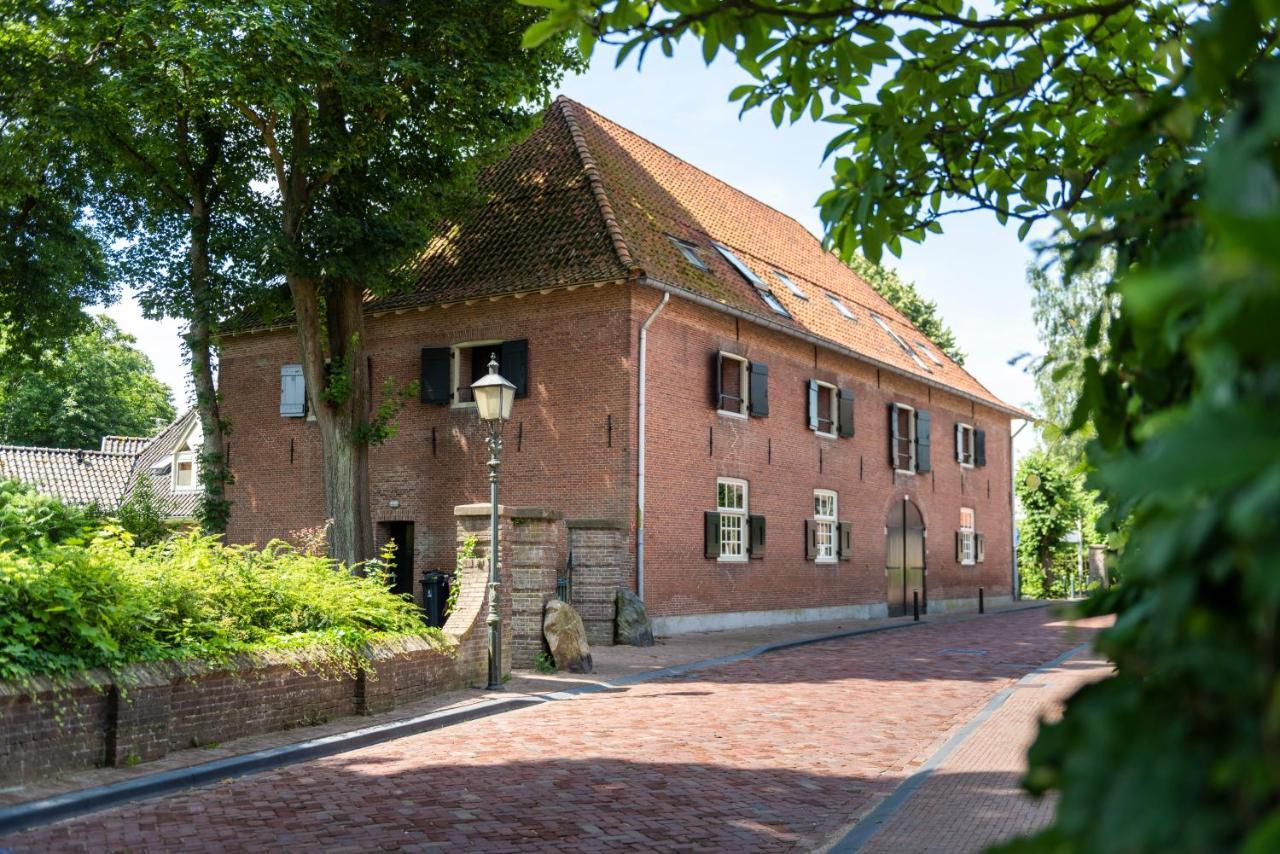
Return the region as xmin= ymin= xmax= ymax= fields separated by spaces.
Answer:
xmin=0 ymin=480 xmax=441 ymax=684
xmin=115 ymin=475 xmax=173 ymax=547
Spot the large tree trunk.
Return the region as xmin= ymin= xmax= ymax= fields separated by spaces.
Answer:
xmin=186 ymin=204 xmax=230 ymax=533
xmin=288 ymin=273 xmax=374 ymax=567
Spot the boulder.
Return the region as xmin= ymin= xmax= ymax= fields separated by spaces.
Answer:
xmin=615 ymin=587 xmax=655 ymax=647
xmin=543 ymin=599 xmax=593 ymax=673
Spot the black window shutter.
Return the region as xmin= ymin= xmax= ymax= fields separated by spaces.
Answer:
xmin=804 ymin=519 xmax=817 ymax=560
xmin=838 ymin=521 xmax=853 ymax=560
xmin=975 ymin=428 xmax=987 ymax=467
xmin=956 ymin=530 xmax=964 ymax=562
xmin=711 ymin=352 xmax=723 ymax=409
xmin=916 ymin=410 xmax=932 ymax=473
xmin=807 ymin=380 xmax=820 ymax=431
xmin=420 ymin=348 xmax=451 ymax=404
xmin=748 ymin=362 xmax=769 ymax=417
xmin=748 ymin=514 xmax=766 ymax=558
xmin=837 ymin=388 xmax=855 ymax=438
xmin=704 ymin=511 xmax=721 ymax=559
xmin=500 ymin=339 xmax=529 ymax=398
xmin=976 ymin=533 xmax=986 ymax=563
xmin=889 ymin=403 xmax=899 ymax=467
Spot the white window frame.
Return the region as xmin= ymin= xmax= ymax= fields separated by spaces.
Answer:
xmin=894 ymin=403 xmax=917 ymax=474
xmin=717 ymin=352 xmax=750 ymax=418
xmin=450 ymin=339 xmax=503 ymax=409
xmin=711 ymin=242 xmax=766 ymax=287
xmin=669 ymin=236 xmax=708 ymax=270
xmin=956 ymin=422 xmax=976 ymax=468
xmin=760 ymin=289 xmax=792 ymax=318
xmin=716 ymin=478 xmax=749 ymax=562
xmin=813 ymin=490 xmax=838 ymax=563
xmin=774 ymin=270 xmax=808 ymax=300
xmin=827 ymin=293 xmax=857 ymax=322
xmin=173 ymin=449 xmax=199 ymax=493
xmin=813 ymin=380 xmax=838 ymax=438
xmin=872 ymin=312 xmax=931 ymax=373
xmin=960 ymin=507 xmax=976 ymax=566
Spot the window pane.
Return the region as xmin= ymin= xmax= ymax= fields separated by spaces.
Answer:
xmin=720 ymin=357 xmax=742 ymax=409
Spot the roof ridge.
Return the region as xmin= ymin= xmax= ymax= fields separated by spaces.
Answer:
xmin=554 ymin=97 xmax=638 ymax=273
xmin=0 ymin=444 xmax=136 ymax=458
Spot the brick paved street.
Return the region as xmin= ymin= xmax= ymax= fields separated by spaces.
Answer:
xmin=3 ymin=608 xmax=1106 ymax=852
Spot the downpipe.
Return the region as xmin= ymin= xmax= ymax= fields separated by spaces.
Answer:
xmin=636 ymin=291 xmax=670 ymax=603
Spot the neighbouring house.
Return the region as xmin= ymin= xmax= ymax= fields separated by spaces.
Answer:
xmin=219 ymin=97 xmax=1031 ymax=637
xmin=0 ymin=409 xmax=202 ymax=520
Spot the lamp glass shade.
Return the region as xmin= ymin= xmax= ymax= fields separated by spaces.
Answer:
xmin=471 ymin=371 xmax=516 ymax=422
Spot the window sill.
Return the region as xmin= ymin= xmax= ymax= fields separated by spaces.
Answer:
xmin=961 ymin=559 xmax=976 ymax=566
xmin=717 ymin=555 xmax=749 ymax=563
xmin=959 ymin=462 xmax=974 ymax=469
xmin=813 ymin=430 xmax=837 ymax=440
xmin=815 ymin=557 xmax=838 ymax=565
xmin=894 ymin=469 xmax=916 ymax=476
xmin=716 ymin=409 xmax=748 ymax=420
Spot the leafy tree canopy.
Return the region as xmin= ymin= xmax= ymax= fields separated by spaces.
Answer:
xmin=1015 ymin=449 xmax=1100 ymax=599
xmin=848 ymin=254 xmax=965 ymax=364
xmin=0 ymin=315 xmax=174 ymax=449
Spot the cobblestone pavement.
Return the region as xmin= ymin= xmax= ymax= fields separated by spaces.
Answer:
xmin=4 ymin=608 xmax=1107 ymax=853
xmin=854 ymin=648 xmax=1112 ymax=853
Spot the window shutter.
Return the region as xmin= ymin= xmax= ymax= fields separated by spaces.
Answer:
xmin=975 ymin=428 xmax=987 ymax=467
xmin=804 ymin=519 xmax=817 ymax=560
xmin=420 ymin=347 xmax=451 ymax=404
xmin=807 ymin=380 xmax=820 ymax=431
xmin=748 ymin=362 xmax=769 ymax=417
xmin=711 ymin=352 xmax=723 ymax=409
xmin=279 ymin=364 xmax=306 ymax=417
xmin=955 ymin=423 xmax=964 ymax=462
xmin=500 ymin=339 xmax=529 ymax=398
xmin=889 ymin=403 xmax=899 ymax=467
xmin=704 ymin=511 xmax=721 ymax=559
xmin=837 ymin=388 xmax=855 ymax=438
xmin=976 ymin=533 xmax=986 ymax=563
xmin=916 ymin=410 xmax=932 ymax=473
xmin=748 ymin=514 xmax=766 ymax=558
xmin=838 ymin=521 xmax=853 ymax=560
xmin=956 ymin=530 xmax=964 ymax=562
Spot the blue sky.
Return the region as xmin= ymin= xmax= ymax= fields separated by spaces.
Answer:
xmin=110 ymin=43 xmax=1045 ymax=447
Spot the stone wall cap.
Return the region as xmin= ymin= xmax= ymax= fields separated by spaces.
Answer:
xmin=566 ymin=518 xmax=627 ymax=530
xmin=454 ymin=503 xmax=562 ymax=521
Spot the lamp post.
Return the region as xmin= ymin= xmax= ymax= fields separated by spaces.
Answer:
xmin=470 ymin=354 xmax=516 ymax=691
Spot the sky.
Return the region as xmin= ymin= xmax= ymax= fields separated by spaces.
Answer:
xmin=105 ymin=41 xmax=1046 ymax=452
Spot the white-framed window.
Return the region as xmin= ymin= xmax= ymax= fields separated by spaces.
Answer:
xmin=172 ymin=425 xmax=202 ymax=494
xmin=774 ymin=270 xmax=808 ymax=299
xmin=759 ymin=289 xmax=792 ymax=318
xmin=959 ymin=507 xmax=976 ymax=565
xmin=956 ymin=423 xmax=976 ymax=467
xmin=717 ymin=352 xmax=749 ymax=417
xmin=669 ymin=235 xmax=708 ymax=270
xmin=813 ymin=380 xmax=837 ymax=436
xmin=813 ymin=490 xmax=838 ymax=563
xmin=717 ymin=478 xmax=749 ymax=561
xmin=916 ymin=341 xmax=945 ymax=366
xmin=451 ymin=340 xmax=503 ymax=408
xmin=893 ymin=403 xmax=916 ymax=473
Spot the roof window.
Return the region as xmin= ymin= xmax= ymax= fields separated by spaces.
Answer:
xmin=669 ymin=236 xmax=708 ymax=271
xmin=872 ymin=313 xmax=931 ymax=372
xmin=773 ymin=270 xmax=808 ymax=299
xmin=916 ymin=341 xmax=945 ymax=366
xmin=827 ymin=293 xmax=857 ymax=322
xmin=760 ymin=290 xmax=792 ymax=319
xmin=711 ymin=242 xmax=766 ymax=288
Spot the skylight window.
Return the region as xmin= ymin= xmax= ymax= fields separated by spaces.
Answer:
xmin=669 ymin=236 xmax=708 ymax=270
xmin=916 ymin=341 xmax=945 ymax=366
xmin=773 ymin=270 xmax=807 ymax=299
xmin=827 ymin=293 xmax=856 ymax=322
xmin=711 ymin=242 xmax=766 ymax=288
xmin=872 ymin=313 xmax=931 ymax=372
xmin=761 ymin=290 xmax=792 ymax=319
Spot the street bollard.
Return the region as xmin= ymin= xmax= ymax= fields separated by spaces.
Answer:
xmin=979 ymin=587 xmax=985 ymax=614
xmin=913 ymin=590 xmax=920 ymax=622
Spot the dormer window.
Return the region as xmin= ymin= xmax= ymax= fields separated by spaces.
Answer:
xmin=172 ymin=429 xmax=202 ymax=493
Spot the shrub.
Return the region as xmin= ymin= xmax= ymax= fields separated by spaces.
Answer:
xmin=115 ymin=475 xmax=173 ymax=547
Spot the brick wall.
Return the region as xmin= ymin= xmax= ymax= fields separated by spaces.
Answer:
xmin=567 ymin=520 xmax=627 ymax=645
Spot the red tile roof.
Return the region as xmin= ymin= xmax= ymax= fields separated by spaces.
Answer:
xmin=285 ymin=98 xmax=1023 ymax=416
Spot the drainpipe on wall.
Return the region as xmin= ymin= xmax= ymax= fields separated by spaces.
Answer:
xmin=1010 ymin=419 xmax=1030 ymax=600
xmin=636 ymin=291 xmax=670 ymax=603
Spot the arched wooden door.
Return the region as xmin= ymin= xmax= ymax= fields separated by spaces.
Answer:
xmin=885 ymin=499 xmax=926 ymax=617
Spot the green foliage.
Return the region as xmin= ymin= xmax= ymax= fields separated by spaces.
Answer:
xmin=0 ymin=480 xmax=438 ymax=685
xmin=847 ymin=254 xmax=965 ymax=365
xmin=1015 ymin=451 xmax=1098 ymax=600
xmin=115 ymin=476 xmax=173 ymax=549
xmin=532 ymin=0 xmax=1280 ymax=849
xmin=534 ymin=651 xmax=557 ymax=674
xmin=0 ymin=315 xmax=174 ymax=450
xmin=451 ymin=535 xmax=477 ymax=619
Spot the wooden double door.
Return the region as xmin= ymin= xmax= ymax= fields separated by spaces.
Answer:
xmin=886 ymin=499 xmax=926 ymax=617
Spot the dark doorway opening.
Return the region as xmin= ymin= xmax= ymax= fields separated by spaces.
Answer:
xmin=885 ymin=499 xmax=926 ymax=617
xmin=382 ymin=521 xmax=415 ymax=600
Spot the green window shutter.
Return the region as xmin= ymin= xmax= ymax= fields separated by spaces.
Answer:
xmin=916 ymin=410 xmax=932 ymax=473
xmin=805 ymin=519 xmax=817 ymax=560
xmin=711 ymin=352 xmax=723 ymax=409
xmin=889 ymin=403 xmax=899 ymax=467
xmin=748 ymin=514 xmax=766 ymax=558
xmin=500 ymin=339 xmax=529 ymax=398
xmin=976 ymin=532 xmax=986 ymax=563
xmin=837 ymin=388 xmax=855 ymax=438
xmin=704 ymin=511 xmax=721 ymax=559
xmin=748 ymin=362 xmax=769 ymax=417
xmin=808 ymin=380 xmax=820 ymax=431
xmin=420 ymin=347 xmax=451 ymax=404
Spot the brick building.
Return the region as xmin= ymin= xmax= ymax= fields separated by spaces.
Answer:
xmin=220 ymin=98 xmax=1029 ymax=637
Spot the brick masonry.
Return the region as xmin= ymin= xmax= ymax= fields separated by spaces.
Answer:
xmin=567 ymin=520 xmax=627 ymax=645
xmin=218 ymin=280 xmax=1016 ymax=635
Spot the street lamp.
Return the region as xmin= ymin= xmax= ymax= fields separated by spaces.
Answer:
xmin=471 ymin=354 xmax=516 ymax=691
